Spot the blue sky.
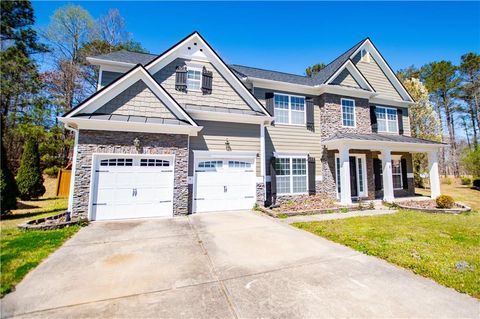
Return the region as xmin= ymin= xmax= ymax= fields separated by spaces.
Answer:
xmin=32 ymin=1 xmax=480 ymax=75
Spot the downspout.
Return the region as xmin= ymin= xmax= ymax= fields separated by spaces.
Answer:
xmin=64 ymin=124 xmax=79 ymax=213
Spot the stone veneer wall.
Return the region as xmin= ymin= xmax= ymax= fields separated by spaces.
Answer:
xmin=72 ymin=130 xmax=189 ymax=219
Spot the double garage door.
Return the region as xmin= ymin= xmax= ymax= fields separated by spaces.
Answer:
xmin=91 ymin=155 xmax=174 ymax=221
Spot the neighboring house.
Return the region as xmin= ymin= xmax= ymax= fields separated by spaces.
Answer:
xmin=59 ymin=31 xmax=444 ymax=221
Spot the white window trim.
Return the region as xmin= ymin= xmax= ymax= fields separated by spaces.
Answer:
xmin=376 ymin=106 xmax=399 ymax=134
xmin=273 ymin=93 xmax=307 ymax=126
xmin=334 ymin=153 xmax=368 ymax=199
xmin=341 ymin=98 xmax=356 ymax=128
xmin=392 ymin=159 xmax=403 ymax=190
xmin=187 ymin=66 xmax=202 ymax=92
xmin=275 ymin=154 xmax=308 ymax=196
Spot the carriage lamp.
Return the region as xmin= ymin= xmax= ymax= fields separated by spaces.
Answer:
xmin=133 ymin=138 xmax=141 ymax=152
xmin=225 ymin=139 xmax=232 ymax=151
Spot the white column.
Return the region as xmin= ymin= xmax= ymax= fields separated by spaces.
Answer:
xmin=428 ymin=150 xmax=441 ymax=199
xmin=339 ymin=146 xmax=352 ymax=205
xmin=67 ymin=127 xmax=79 ymax=212
xmin=381 ymin=149 xmax=394 ymax=202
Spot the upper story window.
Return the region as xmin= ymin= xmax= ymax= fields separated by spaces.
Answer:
xmin=187 ymin=68 xmax=202 ymax=91
xmin=274 ymin=93 xmax=305 ymax=125
xmin=376 ymin=106 xmax=398 ymax=133
xmin=341 ymin=98 xmax=355 ymax=127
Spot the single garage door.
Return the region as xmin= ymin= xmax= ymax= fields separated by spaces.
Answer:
xmin=92 ymin=156 xmax=174 ymax=220
xmin=194 ymin=158 xmax=256 ymax=213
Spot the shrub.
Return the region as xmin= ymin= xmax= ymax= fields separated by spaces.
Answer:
xmin=1 ymin=139 xmax=18 ymax=215
xmin=442 ymin=178 xmax=452 ymax=185
xmin=368 ymin=201 xmax=375 ymax=210
xmin=43 ymin=166 xmax=60 ymax=177
xmin=460 ymin=176 xmax=471 ymax=185
xmin=16 ymin=139 xmax=45 ymax=200
xmin=473 ymin=178 xmax=480 ymax=188
xmin=436 ymin=195 xmax=454 ymax=209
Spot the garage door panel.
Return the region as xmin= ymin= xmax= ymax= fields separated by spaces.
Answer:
xmin=134 ymin=172 xmax=173 ymax=187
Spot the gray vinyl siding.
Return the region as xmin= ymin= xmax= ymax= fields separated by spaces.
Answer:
xmin=352 ymin=52 xmax=403 ymax=101
xmin=253 ymin=88 xmax=322 ymax=175
xmin=331 ymin=69 xmax=360 ymax=88
xmin=153 ymin=58 xmax=252 ymax=110
xmin=189 ymin=120 xmax=261 ymax=176
xmin=95 ymin=80 xmax=177 ymax=119
xmin=100 ymin=71 xmax=122 ymax=88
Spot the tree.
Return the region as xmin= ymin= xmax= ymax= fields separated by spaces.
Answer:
xmin=421 ymin=61 xmax=461 ymax=176
xmin=16 ymin=139 xmax=45 ymax=200
xmin=1 ymin=138 xmax=18 ymax=214
xmin=305 ymin=63 xmax=326 ymax=77
xmin=460 ymin=147 xmax=480 ymax=177
xmin=96 ymin=9 xmax=131 ymax=46
xmin=458 ymin=52 xmax=480 ymax=148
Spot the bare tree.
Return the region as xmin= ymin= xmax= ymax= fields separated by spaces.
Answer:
xmin=97 ymin=9 xmax=131 ymax=46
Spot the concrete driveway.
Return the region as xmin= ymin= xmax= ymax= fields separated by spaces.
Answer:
xmin=2 ymin=211 xmax=478 ymax=318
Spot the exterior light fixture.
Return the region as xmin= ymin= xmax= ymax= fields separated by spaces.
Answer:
xmin=225 ymin=139 xmax=232 ymax=151
xmin=133 ymin=138 xmax=141 ymax=152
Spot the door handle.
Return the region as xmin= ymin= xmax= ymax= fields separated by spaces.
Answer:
xmin=132 ymin=188 xmax=137 ymax=197
xmin=224 ymin=186 xmax=227 ymax=193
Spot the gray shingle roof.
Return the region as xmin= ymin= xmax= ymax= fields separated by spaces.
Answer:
xmin=90 ymin=50 xmax=157 ymax=65
xmin=73 ymin=113 xmax=191 ymax=126
xmin=185 ymin=104 xmax=265 ymax=116
xmin=89 ymin=38 xmax=368 ymax=87
xmin=324 ymin=132 xmax=445 ymax=145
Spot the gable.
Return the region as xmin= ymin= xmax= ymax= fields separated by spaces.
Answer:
xmin=330 ymin=69 xmax=361 ymax=89
xmin=95 ymin=80 xmax=178 ymax=119
xmin=153 ymin=58 xmax=252 ymax=111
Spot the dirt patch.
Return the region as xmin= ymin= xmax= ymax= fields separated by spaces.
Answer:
xmin=103 ymin=253 xmax=136 ymax=266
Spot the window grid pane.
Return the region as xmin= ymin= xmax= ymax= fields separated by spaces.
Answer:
xmin=275 ymin=158 xmax=290 ymax=176
xmin=277 ymin=176 xmax=290 ymax=194
xmin=336 ymin=157 xmax=341 ymax=193
xmin=342 ymin=100 xmax=355 ymax=127
xmin=293 ymin=176 xmax=307 ymax=193
xmin=358 ymin=158 xmax=364 ymax=192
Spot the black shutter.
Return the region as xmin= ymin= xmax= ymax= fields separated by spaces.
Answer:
xmin=397 ymin=108 xmax=404 ymax=135
xmin=175 ymin=65 xmax=187 ymax=92
xmin=370 ymin=105 xmax=378 ymax=133
xmin=201 ymin=66 xmax=213 ymax=94
xmin=269 ymin=156 xmax=277 ymax=205
xmin=265 ymin=92 xmax=274 ymax=117
xmin=306 ymin=98 xmax=314 ymax=131
xmin=373 ymin=158 xmax=383 ymax=191
xmin=308 ymin=156 xmax=316 ymax=195
xmin=401 ymin=158 xmax=408 ymax=190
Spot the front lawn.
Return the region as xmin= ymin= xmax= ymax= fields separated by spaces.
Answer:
xmin=1 ymin=197 xmax=80 ymax=297
xmin=293 ymin=210 xmax=480 ymax=298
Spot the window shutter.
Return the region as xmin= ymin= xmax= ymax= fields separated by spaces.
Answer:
xmin=306 ymin=98 xmax=314 ymax=131
xmin=265 ymin=92 xmax=274 ymax=117
xmin=308 ymin=156 xmax=316 ymax=195
xmin=269 ymin=156 xmax=277 ymax=205
xmin=397 ymin=108 xmax=404 ymax=135
xmin=373 ymin=158 xmax=382 ymax=191
xmin=401 ymin=158 xmax=408 ymax=190
xmin=370 ymin=105 xmax=378 ymax=133
xmin=175 ymin=65 xmax=187 ymax=92
xmin=201 ymin=66 xmax=213 ymax=94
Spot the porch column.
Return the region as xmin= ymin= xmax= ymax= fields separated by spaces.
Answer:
xmin=339 ymin=146 xmax=352 ymax=205
xmin=381 ymin=149 xmax=394 ymax=202
xmin=428 ymin=150 xmax=441 ymax=199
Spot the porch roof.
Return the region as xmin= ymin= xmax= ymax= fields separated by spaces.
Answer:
xmin=323 ymin=132 xmax=446 ymax=151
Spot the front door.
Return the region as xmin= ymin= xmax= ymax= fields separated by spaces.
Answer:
xmin=349 ymin=156 xmax=358 ymax=197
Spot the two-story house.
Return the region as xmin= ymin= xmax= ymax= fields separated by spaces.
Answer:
xmin=60 ymin=32 xmax=444 ymax=221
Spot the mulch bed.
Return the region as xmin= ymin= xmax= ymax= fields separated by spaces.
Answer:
xmin=396 ymin=200 xmax=471 ymax=214
xmin=272 ymin=195 xmax=338 ymax=212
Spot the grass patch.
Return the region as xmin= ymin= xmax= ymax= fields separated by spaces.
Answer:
xmin=293 ymin=210 xmax=480 ymax=298
xmin=1 ymin=197 xmax=81 ymax=296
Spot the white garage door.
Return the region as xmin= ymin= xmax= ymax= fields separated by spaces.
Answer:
xmin=92 ymin=156 xmax=174 ymax=220
xmin=194 ymin=158 xmax=256 ymax=213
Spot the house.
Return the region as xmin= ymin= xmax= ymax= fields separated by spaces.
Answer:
xmin=59 ymin=31 xmax=444 ymax=221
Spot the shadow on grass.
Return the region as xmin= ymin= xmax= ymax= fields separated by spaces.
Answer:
xmin=1 ymin=208 xmax=65 ymax=221
xmin=14 ymin=202 xmax=40 ymax=210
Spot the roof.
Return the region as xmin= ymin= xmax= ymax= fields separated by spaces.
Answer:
xmin=73 ymin=113 xmax=191 ymax=126
xmin=89 ymin=38 xmax=369 ymax=87
xmin=185 ymin=104 xmax=266 ymax=116
xmin=324 ymin=132 xmax=445 ymax=145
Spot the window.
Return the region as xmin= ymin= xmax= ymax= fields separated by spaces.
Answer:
xmin=336 ymin=158 xmax=341 ymax=193
xmin=187 ymin=68 xmax=201 ymax=90
xmin=100 ymin=158 xmax=133 ymax=166
xmin=341 ymin=99 xmax=355 ymax=127
xmin=274 ymin=94 xmax=305 ymax=125
xmin=376 ymin=106 xmax=398 ymax=133
xmin=392 ymin=159 xmax=403 ymax=189
xmin=198 ymin=161 xmax=223 ymax=169
xmin=228 ymin=161 xmax=252 ymax=169
xmin=140 ymin=159 xmax=169 ymax=167
xmin=275 ymin=157 xmax=307 ymax=194
xmin=357 ymin=158 xmax=364 ymax=193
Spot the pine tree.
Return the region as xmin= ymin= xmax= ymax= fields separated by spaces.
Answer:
xmin=16 ymin=139 xmax=45 ymax=200
xmin=1 ymin=138 xmax=18 ymax=214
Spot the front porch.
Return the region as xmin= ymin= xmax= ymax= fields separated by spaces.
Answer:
xmin=323 ymin=133 xmax=445 ymax=205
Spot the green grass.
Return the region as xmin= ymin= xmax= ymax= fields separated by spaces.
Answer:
xmin=416 ymin=180 xmax=480 ymax=210
xmin=1 ymin=197 xmax=81 ymax=297
xmin=293 ymin=210 xmax=480 ymax=298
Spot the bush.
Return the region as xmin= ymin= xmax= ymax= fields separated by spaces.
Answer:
xmin=1 ymin=139 xmax=18 ymax=214
xmin=460 ymin=176 xmax=471 ymax=185
xmin=43 ymin=166 xmax=60 ymax=177
xmin=436 ymin=195 xmax=454 ymax=209
xmin=473 ymin=178 xmax=480 ymax=188
xmin=460 ymin=148 xmax=480 ymax=177
xmin=16 ymin=139 xmax=45 ymax=200
xmin=441 ymin=177 xmax=452 ymax=185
